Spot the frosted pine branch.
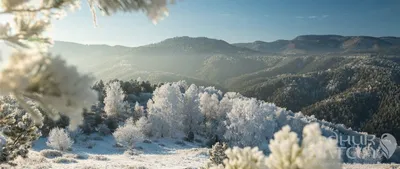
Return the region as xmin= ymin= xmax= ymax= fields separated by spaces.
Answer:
xmin=0 ymin=51 xmax=97 ymax=129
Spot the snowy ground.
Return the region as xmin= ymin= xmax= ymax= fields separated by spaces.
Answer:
xmin=1 ymin=134 xmax=399 ymax=169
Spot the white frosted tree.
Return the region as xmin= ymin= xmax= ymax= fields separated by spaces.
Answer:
xmin=133 ymin=101 xmax=145 ymax=121
xmin=199 ymin=92 xmax=221 ymax=138
xmin=215 ymin=92 xmax=242 ymax=138
xmin=199 ymin=86 xmax=223 ymax=98
xmin=113 ymin=118 xmax=145 ymax=150
xmin=135 ymin=116 xmax=152 ymax=137
xmin=47 ymin=127 xmax=74 ymax=151
xmin=104 ymin=81 xmax=127 ymax=118
xmin=147 ymin=82 xmax=185 ymax=138
xmin=224 ymin=98 xmax=276 ymax=147
xmin=182 ymin=84 xmax=203 ymax=137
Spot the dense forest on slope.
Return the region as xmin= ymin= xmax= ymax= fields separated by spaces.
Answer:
xmin=234 ymin=55 xmax=400 ymax=138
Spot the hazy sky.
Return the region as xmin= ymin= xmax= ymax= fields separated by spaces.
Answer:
xmin=51 ymin=0 xmax=400 ymax=47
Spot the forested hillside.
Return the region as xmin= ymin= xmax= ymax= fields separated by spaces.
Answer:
xmin=233 ymin=55 xmax=400 ymax=139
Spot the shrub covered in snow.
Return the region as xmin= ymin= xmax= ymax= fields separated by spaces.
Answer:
xmin=209 ymin=147 xmax=268 ymax=169
xmin=266 ymin=123 xmax=341 ymax=169
xmin=46 ymin=127 xmax=74 ymax=151
xmin=89 ymin=155 xmax=109 ymax=161
xmin=113 ymin=118 xmax=145 ymax=150
xmin=209 ymin=123 xmax=342 ymax=169
xmin=53 ymin=157 xmax=77 ymax=164
xmin=208 ymin=142 xmax=228 ymax=167
xmin=40 ymin=149 xmax=63 ymax=159
xmin=63 ymin=153 xmax=88 ymax=160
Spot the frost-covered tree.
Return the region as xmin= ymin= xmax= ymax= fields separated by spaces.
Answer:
xmin=199 ymin=92 xmax=221 ymax=138
xmin=183 ymin=84 xmax=203 ymax=138
xmin=208 ymin=142 xmax=228 ymax=167
xmin=135 ymin=116 xmax=152 ymax=137
xmin=113 ymin=118 xmax=145 ymax=150
xmin=0 ymin=96 xmax=41 ymax=163
xmin=47 ymin=127 xmax=74 ymax=151
xmin=175 ymin=80 xmax=188 ymax=93
xmin=224 ymin=98 xmax=276 ymax=147
xmin=199 ymin=86 xmax=223 ymax=98
xmin=133 ymin=102 xmax=145 ymax=121
xmin=147 ymin=82 xmax=184 ymax=137
xmin=0 ymin=0 xmax=174 ymax=129
xmin=103 ymin=81 xmax=128 ymax=131
xmin=104 ymin=81 xmax=127 ymax=117
xmin=266 ymin=123 xmax=341 ymax=169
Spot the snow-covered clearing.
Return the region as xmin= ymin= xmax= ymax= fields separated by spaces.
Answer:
xmin=1 ymin=135 xmax=398 ymax=169
xmin=1 ymin=135 xmax=208 ymax=169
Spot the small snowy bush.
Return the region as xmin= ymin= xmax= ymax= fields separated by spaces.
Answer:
xmin=63 ymin=153 xmax=88 ymax=160
xmin=46 ymin=127 xmax=74 ymax=151
xmin=266 ymin=123 xmax=341 ymax=169
xmin=40 ymin=149 xmax=63 ymax=159
xmin=210 ymin=123 xmax=342 ymax=169
xmin=113 ymin=118 xmax=145 ymax=150
xmin=53 ymin=157 xmax=77 ymax=164
xmin=208 ymin=142 xmax=228 ymax=167
xmin=209 ymin=147 xmax=268 ymax=169
xmin=89 ymin=155 xmax=109 ymax=161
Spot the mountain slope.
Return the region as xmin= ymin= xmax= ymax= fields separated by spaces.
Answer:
xmin=232 ymin=55 xmax=400 ymax=141
xmin=49 ymin=41 xmax=131 ymax=72
xmin=90 ymin=37 xmax=266 ymax=84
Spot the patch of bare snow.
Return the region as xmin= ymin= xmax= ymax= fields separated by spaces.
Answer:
xmin=2 ymin=135 xmax=209 ymax=169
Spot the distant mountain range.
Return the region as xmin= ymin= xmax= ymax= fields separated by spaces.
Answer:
xmin=44 ymin=35 xmax=400 ymax=83
xmin=234 ymin=35 xmax=400 ymax=55
xmin=2 ymin=35 xmax=400 ymax=145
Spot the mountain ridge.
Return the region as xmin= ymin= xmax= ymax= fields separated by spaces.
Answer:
xmin=52 ymin=34 xmax=400 ymax=56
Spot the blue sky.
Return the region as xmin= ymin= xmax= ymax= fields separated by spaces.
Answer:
xmin=52 ymin=0 xmax=400 ymax=47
